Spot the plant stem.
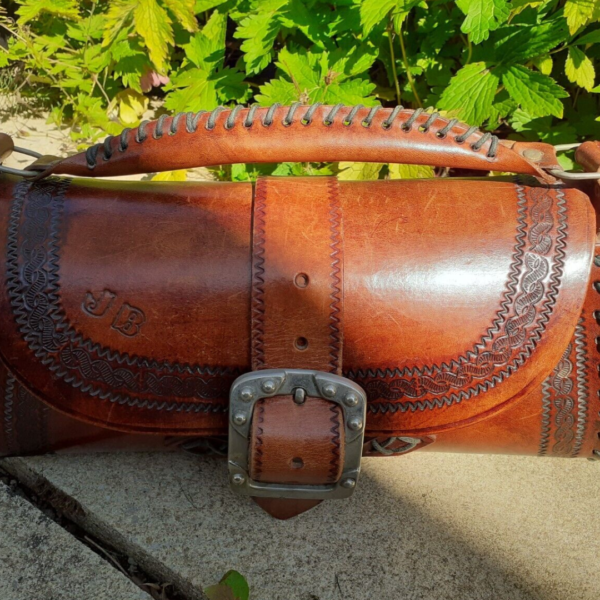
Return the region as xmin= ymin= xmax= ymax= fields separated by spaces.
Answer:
xmin=397 ymin=22 xmax=422 ymax=108
xmin=387 ymin=19 xmax=401 ymax=105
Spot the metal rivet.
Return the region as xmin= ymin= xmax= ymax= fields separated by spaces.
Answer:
xmin=232 ymin=473 xmax=245 ymax=485
xmin=348 ymin=417 xmax=363 ymax=431
xmin=239 ymin=387 xmax=254 ymax=402
xmin=322 ymin=384 xmax=336 ymax=398
xmin=344 ymin=393 xmax=359 ymax=407
xmin=341 ymin=478 xmax=356 ymax=489
xmin=293 ymin=388 xmax=306 ymax=405
xmin=261 ymin=379 xmax=276 ymax=393
xmin=233 ymin=412 xmax=247 ymax=425
xmin=522 ymin=148 xmax=544 ymax=162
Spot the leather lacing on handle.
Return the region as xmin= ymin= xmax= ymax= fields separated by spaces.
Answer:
xmin=85 ymin=102 xmax=500 ymax=169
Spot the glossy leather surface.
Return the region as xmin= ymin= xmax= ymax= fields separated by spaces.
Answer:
xmin=0 ymin=175 xmax=594 ymax=438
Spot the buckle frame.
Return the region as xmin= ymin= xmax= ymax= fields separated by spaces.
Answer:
xmin=228 ymin=369 xmax=367 ymax=500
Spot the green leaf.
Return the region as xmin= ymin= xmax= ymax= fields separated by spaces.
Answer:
xmin=163 ymin=0 xmax=199 ymax=33
xmin=164 ymin=68 xmax=218 ymax=112
xmin=204 ymin=570 xmax=249 ymax=600
xmin=438 ymin=62 xmax=500 ymax=126
xmin=456 ymin=0 xmax=510 ymax=44
xmin=565 ymin=47 xmax=595 ymax=91
xmin=493 ymin=19 xmax=569 ymax=64
xmin=388 ymin=163 xmax=434 ymax=179
xmin=573 ymin=28 xmax=600 ymax=45
xmin=338 ymin=162 xmax=383 ymax=180
xmin=564 ymin=0 xmax=597 ymax=35
xmin=134 ymin=0 xmax=174 ymax=73
xmin=325 ymin=79 xmax=378 ymax=105
xmin=360 ymin=0 xmax=397 ymax=35
xmin=16 ymin=0 xmax=80 ymax=24
xmin=532 ymin=55 xmax=553 ymax=76
xmin=213 ymin=67 xmax=251 ymax=103
xmin=195 ymin=0 xmax=229 ymax=11
xmin=234 ymin=0 xmax=287 ymax=74
xmin=255 ymin=78 xmax=299 ymax=104
xmin=183 ymin=10 xmax=227 ymax=70
xmin=502 ymin=65 xmax=568 ymax=118
xmin=103 ymin=0 xmax=137 ymax=47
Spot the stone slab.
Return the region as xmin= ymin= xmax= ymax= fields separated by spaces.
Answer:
xmin=3 ymin=451 xmax=599 ymax=600
xmin=0 ymin=481 xmax=151 ymax=600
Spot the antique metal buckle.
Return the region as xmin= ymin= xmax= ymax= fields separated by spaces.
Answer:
xmin=228 ymin=369 xmax=367 ymax=500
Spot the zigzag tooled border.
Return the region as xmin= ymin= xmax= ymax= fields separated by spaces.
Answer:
xmin=6 ymin=179 xmax=235 ymax=412
xmin=571 ymin=318 xmax=589 ymax=456
xmin=251 ymin=177 xmax=267 ymax=369
xmin=327 ymin=178 xmax=343 ymax=374
xmin=349 ymin=181 xmax=568 ymax=412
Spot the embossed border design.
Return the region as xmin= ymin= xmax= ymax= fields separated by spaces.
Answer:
xmin=7 ymin=179 xmax=236 ymax=412
xmin=539 ymin=318 xmax=589 ymax=457
xmin=327 ymin=178 xmax=343 ymax=374
xmin=349 ymin=181 xmax=568 ymax=412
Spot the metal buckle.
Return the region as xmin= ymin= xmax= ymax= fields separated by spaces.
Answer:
xmin=228 ymin=369 xmax=367 ymax=500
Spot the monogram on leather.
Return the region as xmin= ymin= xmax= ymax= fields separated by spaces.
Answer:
xmin=1 ymin=104 xmax=599 ymax=519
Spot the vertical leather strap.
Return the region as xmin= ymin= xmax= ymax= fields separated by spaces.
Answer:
xmin=249 ymin=176 xmax=345 ymax=518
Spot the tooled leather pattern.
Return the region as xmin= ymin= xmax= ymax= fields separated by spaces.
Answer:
xmin=348 ymin=181 xmax=568 ymax=412
xmin=6 ymin=179 xmax=235 ymax=412
xmin=327 ymin=177 xmax=343 ymax=374
xmin=538 ymin=318 xmax=589 ymax=458
xmin=327 ymin=402 xmax=341 ymax=483
xmin=250 ymin=178 xmax=267 ymax=370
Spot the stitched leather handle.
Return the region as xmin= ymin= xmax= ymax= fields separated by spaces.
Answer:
xmin=42 ymin=104 xmax=558 ymax=180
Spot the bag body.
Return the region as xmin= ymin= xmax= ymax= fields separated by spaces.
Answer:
xmin=1 ymin=104 xmax=599 ymax=516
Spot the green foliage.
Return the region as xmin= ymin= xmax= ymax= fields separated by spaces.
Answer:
xmin=204 ymin=570 xmax=250 ymax=600
xmin=2 ymin=0 xmax=600 ymax=179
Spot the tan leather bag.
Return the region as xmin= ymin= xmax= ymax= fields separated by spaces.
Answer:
xmin=1 ymin=104 xmax=599 ymax=519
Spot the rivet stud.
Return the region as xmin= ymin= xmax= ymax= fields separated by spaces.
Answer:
xmin=239 ymin=387 xmax=254 ymax=402
xmin=322 ymin=384 xmax=337 ymax=398
xmin=233 ymin=412 xmax=247 ymax=426
xmin=348 ymin=417 xmax=363 ymax=432
xmin=261 ymin=379 xmax=276 ymax=393
xmin=341 ymin=478 xmax=356 ymax=489
xmin=232 ymin=473 xmax=245 ymax=486
xmin=344 ymin=393 xmax=359 ymax=407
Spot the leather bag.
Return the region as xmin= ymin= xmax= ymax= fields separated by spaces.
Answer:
xmin=1 ymin=104 xmax=600 ymax=519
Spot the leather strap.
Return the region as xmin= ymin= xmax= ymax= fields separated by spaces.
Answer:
xmin=249 ymin=176 xmax=345 ymax=519
xmin=37 ymin=105 xmax=558 ymax=182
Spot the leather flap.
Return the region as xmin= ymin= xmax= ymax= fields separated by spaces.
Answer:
xmin=0 ymin=176 xmax=595 ymax=435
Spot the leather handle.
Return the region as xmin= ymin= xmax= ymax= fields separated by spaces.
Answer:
xmin=43 ymin=104 xmax=558 ymax=180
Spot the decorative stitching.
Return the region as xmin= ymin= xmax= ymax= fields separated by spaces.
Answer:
xmin=572 ymin=318 xmax=589 ymax=457
xmin=6 ymin=179 xmax=235 ymax=412
xmin=84 ymin=104 xmax=500 ymax=169
xmin=354 ymin=182 xmax=568 ymax=411
xmin=251 ymin=178 xmax=267 ymax=369
xmin=327 ymin=403 xmax=341 ymax=483
xmin=327 ymin=177 xmax=343 ymax=374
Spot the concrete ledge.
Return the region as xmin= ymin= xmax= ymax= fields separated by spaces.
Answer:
xmin=0 ymin=481 xmax=150 ymax=600
xmin=3 ymin=451 xmax=599 ymax=600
